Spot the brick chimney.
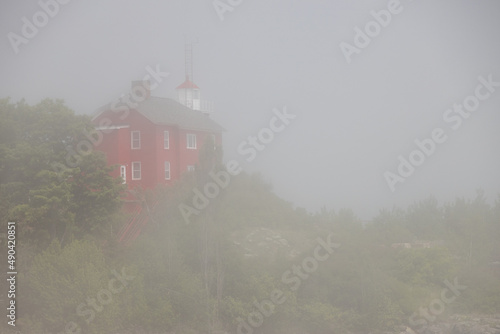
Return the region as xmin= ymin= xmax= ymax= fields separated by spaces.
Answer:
xmin=131 ymin=80 xmax=151 ymax=100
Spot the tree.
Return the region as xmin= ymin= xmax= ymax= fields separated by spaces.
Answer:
xmin=405 ymin=197 xmax=444 ymax=239
xmin=20 ymin=239 xmax=121 ymax=334
xmin=0 ymin=98 xmax=125 ymax=247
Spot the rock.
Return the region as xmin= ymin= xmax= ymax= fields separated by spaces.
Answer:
xmin=423 ymin=324 xmax=442 ymax=334
xmin=451 ymin=321 xmax=484 ymax=334
xmin=403 ymin=326 xmax=417 ymax=334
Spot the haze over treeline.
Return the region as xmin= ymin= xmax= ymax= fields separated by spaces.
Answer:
xmin=0 ymin=99 xmax=499 ymax=333
xmin=1 ymin=1 xmax=500 ymax=333
xmin=1 ymin=0 xmax=500 ymax=218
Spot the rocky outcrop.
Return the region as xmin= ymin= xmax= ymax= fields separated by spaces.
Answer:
xmin=402 ymin=315 xmax=500 ymax=334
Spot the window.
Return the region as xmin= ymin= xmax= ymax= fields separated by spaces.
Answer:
xmin=164 ymin=161 xmax=171 ymax=180
xmin=187 ymin=133 xmax=196 ymax=149
xmin=164 ymin=130 xmax=169 ymax=149
xmin=120 ymin=165 xmax=126 ymax=184
xmin=132 ymin=162 xmax=141 ymax=180
xmin=187 ymin=165 xmax=195 ymax=172
xmin=131 ymin=131 xmax=141 ymax=149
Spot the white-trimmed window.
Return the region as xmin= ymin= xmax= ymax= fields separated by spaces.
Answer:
xmin=164 ymin=161 xmax=171 ymax=180
xmin=187 ymin=133 xmax=196 ymax=149
xmin=187 ymin=165 xmax=195 ymax=172
xmin=164 ymin=130 xmax=169 ymax=149
xmin=210 ymin=134 xmax=217 ymax=148
xmin=120 ymin=165 xmax=126 ymax=184
xmin=132 ymin=162 xmax=141 ymax=180
xmin=131 ymin=131 xmax=141 ymax=149
xmin=193 ymin=89 xmax=200 ymax=99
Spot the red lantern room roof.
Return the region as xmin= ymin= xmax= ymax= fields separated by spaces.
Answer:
xmin=176 ymin=76 xmax=199 ymax=89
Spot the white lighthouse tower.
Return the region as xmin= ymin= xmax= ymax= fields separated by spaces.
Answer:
xmin=176 ymin=75 xmax=200 ymax=110
xmin=176 ymin=41 xmax=213 ymax=114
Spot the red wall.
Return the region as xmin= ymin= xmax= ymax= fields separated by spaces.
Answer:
xmin=92 ymin=108 xmax=222 ymax=191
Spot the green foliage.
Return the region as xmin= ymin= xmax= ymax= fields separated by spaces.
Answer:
xmin=21 ymin=239 xmax=110 ymax=333
xmin=395 ymin=247 xmax=455 ymax=286
xmin=405 ymin=197 xmax=445 ymax=239
xmin=14 ymin=176 xmax=500 ymax=333
xmin=3 ymin=98 xmax=500 ymax=333
xmin=453 ymin=267 xmax=500 ymax=314
xmin=0 ymin=98 xmax=125 ymax=247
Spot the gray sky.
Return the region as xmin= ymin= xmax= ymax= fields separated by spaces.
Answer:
xmin=1 ymin=0 xmax=499 ymax=220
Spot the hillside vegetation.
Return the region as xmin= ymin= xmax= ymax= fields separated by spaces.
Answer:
xmin=1 ymin=99 xmax=499 ymax=334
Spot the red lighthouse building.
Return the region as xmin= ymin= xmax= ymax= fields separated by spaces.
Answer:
xmin=92 ymin=79 xmax=223 ymax=191
xmin=92 ymin=79 xmax=223 ymax=243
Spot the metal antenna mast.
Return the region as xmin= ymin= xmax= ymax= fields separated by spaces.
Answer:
xmin=183 ymin=37 xmax=198 ymax=108
xmin=185 ymin=41 xmax=193 ymax=83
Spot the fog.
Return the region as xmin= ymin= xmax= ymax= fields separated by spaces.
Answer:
xmin=1 ymin=0 xmax=500 ymax=220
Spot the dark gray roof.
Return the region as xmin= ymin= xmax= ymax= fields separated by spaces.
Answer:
xmin=93 ymin=96 xmax=224 ymax=133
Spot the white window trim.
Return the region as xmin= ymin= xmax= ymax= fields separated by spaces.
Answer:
xmin=131 ymin=131 xmax=141 ymax=149
xmin=164 ymin=130 xmax=169 ymax=149
xmin=120 ymin=165 xmax=126 ymax=184
xmin=210 ymin=134 xmax=217 ymax=148
xmin=187 ymin=165 xmax=195 ymax=172
xmin=132 ymin=161 xmax=141 ymax=180
xmin=164 ymin=161 xmax=171 ymax=180
xmin=187 ymin=133 xmax=196 ymax=149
